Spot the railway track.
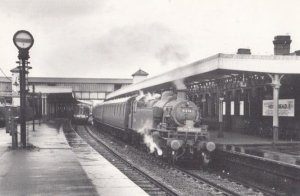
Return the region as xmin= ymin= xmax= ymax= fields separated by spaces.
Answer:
xmin=213 ymin=150 xmax=299 ymax=195
xmin=143 ymin=155 xmax=274 ymax=195
xmin=177 ymin=168 xmax=276 ymax=196
xmin=68 ymin=123 xmax=178 ymax=196
xmin=83 ymin=124 xmax=280 ymax=196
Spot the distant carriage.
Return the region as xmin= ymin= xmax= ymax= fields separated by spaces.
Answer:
xmin=72 ymin=103 xmax=91 ymax=124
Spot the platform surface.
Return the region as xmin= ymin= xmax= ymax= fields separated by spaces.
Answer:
xmin=209 ymin=129 xmax=300 ymax=166
xmin=210 ymin=129 xmax=300 ymax=145
xmin=0 ymin=121 xmax=148 ymax=196
xmin=64 ymin=124 xmax=149 ymax=196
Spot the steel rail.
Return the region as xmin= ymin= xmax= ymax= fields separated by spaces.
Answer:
xmin=80 ymin=124 xmax=178 ymax=196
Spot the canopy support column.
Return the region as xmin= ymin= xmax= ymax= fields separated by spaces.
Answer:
xmin=268 ymin=73 xmax=284 ymax=143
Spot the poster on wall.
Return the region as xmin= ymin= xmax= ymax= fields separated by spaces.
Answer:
xmin=262 ymin=99 xmax=295 ymax=117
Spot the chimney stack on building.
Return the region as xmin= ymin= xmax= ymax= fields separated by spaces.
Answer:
xmin=294 ymin=50 xmax=300 ymax=56
xmin=237 ymin=48 xmax=251 ymax=55
xmin=273 ymin=35 xmax=292 ymax=55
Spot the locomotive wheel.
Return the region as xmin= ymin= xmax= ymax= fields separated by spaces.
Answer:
xmin=171 ymin=151 xmax=177 ymax=165
xmin=165 ymin=149 xmax=177 ymax=165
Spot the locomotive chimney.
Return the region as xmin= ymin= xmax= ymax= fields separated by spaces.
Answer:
xmin=273 ymin=35 xmax=292 ymax=55
xmin=177 ymin=90 xmax=187 ymax=101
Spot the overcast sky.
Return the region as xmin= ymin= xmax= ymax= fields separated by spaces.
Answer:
xmin=0 ymin=0 xmax=300 ymax=79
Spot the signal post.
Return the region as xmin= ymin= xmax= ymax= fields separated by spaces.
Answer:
xmin=13 ymin=30 xmax=34 ymax=148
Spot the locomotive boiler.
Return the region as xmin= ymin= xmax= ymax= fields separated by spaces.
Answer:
xmin=92 ymin=90 xmax=215 ymax=165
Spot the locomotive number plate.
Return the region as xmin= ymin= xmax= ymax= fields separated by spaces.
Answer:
xmin=182 ymin=108 xmax=192 ymax=113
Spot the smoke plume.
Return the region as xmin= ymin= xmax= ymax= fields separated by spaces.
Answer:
xmin=155 ymin=43 xmax=189 ymax=66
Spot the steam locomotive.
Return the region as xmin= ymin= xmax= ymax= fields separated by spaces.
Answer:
xmin=92 ymin=91 xmax=215 ymax=165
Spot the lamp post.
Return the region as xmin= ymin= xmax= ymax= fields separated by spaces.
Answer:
xmin=13 ymin=30 xmax=34 ymax=148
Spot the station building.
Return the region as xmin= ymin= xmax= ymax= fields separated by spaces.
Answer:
xmin=0 ymin=76 xmax=133 ymax=119
xmin=107 ymin=35 xmax=300 ymax=142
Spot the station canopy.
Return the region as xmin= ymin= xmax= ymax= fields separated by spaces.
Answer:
xmin=107 ymin=53 xmax=300 ymax=99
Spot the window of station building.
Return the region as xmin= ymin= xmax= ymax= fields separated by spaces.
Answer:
xmin=222 ymin=101 xmax=226 ymax=115
xmin=198 ymin=95 xmax=203 ymax=117
xmin=239 ymin=101 xmax=244 ymax=115
xmin=202 ymin=95 xmax=208 ymax=117
xmin=114 ymin=84 xmax=122 ymax=91
xmin=246 ymin=87 xmax=263 ymax=118
xmin=235 ymin=90 xmax=242 ymax=115
xmin=211 ymin=93 xmax=217 ymax=117
xmin=230 ymin=101 xmax=235 ymax=115
xmin=242 ymin=89 xmax=250 ymax=117
xmin=207 ymin=94 xmax=213 ymax=117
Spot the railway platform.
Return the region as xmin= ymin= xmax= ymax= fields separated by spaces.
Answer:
xmin=210 ymin=130 xmax=300 ymax=166
xmin=0 ymin=120 xmax=148 ymax=196
xmin=210 ymin=130 xmax=300 ymax=195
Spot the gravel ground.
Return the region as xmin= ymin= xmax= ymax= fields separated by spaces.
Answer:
xmin=81 ymin=125 xmax=212 ymax=196
xmin=74 ymin=124 xmax=268 ymax=196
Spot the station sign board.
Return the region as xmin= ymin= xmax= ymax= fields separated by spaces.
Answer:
xmin=262 ymin=99 xmax=295 ymax=117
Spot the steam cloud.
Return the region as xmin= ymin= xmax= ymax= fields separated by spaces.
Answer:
xmin=174 ymin=79 xmax=187 ymax=90
xmin=136 ymin=91 xmax=161 ymax=102
xmin=135 ymin=101 xmax=163 ymax=156
xmin=143 ymin=134 xmax=162 ymax=156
